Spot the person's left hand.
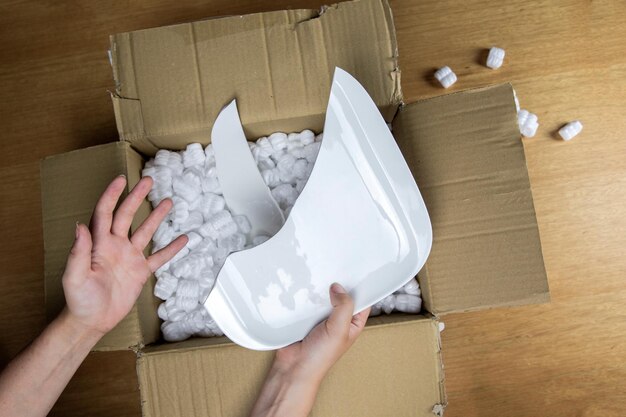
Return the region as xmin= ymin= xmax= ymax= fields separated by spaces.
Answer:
xmin=61 ymin=175 xmax=187 ymax=336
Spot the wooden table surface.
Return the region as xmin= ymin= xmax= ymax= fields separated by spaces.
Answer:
xmin=1 ymin=0 xmax=624 ymax=416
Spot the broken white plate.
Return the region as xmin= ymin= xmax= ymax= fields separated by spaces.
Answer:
xmin=212 ymin=100 xmax=285 ymax=238
xmin=203 ymin=67 xmax=432 ymax=350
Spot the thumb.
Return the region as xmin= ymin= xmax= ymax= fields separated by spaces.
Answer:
xmin=64 ymin=223 xmax=93 ymax=283
xmin=326 ymin=283 xmax=355 ymax=335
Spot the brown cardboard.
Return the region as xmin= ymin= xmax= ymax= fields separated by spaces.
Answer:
xmin=110 ymin=0 xmax=401 ymax=155
xmin=393 ymin=84 xmax=550 ymax=314
xmin=137 ymin=316 xmax=443 ymax=417
xmin=41 ymin=142 xmax=160 ymax=350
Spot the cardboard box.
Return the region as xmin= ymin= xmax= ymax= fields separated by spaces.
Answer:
xmin=41 ymin=0 xmax=549 ymax=415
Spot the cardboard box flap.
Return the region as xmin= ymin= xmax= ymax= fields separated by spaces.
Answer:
xmin=110 ymin=0 xmax=401 ymax=155
xmin=393 ymin=84 xmax=549 ymax=315
xmin=41 ymin=142 xmax=158 ymax=350
xmin=138 ymin=317 xmax=444 ymax=417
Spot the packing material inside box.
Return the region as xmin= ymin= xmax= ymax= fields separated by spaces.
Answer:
xmin=41 ymin=0 xmax=549 ymax=415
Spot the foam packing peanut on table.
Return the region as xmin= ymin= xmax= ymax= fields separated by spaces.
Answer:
xmin=486 ymin=46 xmax=505 ymax=69
xmin=434 ymin=66 xmax=457 ymax=88
xmin=145 ymin=132 xmax=423 ymax=342
xmin=558 ymin=120 xmax=583 ymax=141
xmin=518 ymin=109 xmax=539 ymax=137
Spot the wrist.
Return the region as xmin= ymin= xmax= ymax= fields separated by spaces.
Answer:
xmin=256 ymin=362 xmax=322 ymax=417
xmin=270 ymin=356 xmax=325 ymax=391
xmin=56 ymin=309 xmax=105 ymax=348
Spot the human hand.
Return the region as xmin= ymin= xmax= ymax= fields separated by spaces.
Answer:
xmin=274 ymin=283 xmax=370 ymax=384
xmin=250 ymin=284 xmax=369 ymax=417
xmin=61 ymin=175 xmax=187 ymax=337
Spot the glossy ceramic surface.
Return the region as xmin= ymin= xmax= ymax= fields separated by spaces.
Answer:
xmin=204 ymin=68 xmax=432 ymax=350
xmin=212 ymin=100 xmax=285 ymax=238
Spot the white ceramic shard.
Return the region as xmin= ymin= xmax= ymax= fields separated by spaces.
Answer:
xmin=211 ymin=100 xmax=285 ymax=238
xmin=203 ymin=68 xmax=432 ymax=350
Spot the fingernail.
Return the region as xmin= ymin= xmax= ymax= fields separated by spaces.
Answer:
xmin=330 ymin=283 xmax=346 ymax=294
xmin=75 ymin=222 xmax=80 ymax=239
xmin=118 ymin=174 xmax=126 ymax=178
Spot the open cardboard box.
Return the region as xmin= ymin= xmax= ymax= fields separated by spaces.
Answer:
xmin=41 ymin=0 xmax=549 ymax=415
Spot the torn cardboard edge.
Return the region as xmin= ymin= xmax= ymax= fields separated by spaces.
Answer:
xmin=109 ymin=0 xmax=402 ymax=156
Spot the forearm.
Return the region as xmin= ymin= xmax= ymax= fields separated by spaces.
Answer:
xmin=0 ymin=308 xmax=102 ymax=417
xmin=250 ymin=362 xmax=322 ymax=417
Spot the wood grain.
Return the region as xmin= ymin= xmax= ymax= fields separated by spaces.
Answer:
xmin=1 ymin=0 xmax=624 ymax=416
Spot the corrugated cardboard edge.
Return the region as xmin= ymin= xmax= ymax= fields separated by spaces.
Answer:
xmin=41 ymin=142 xmax=148 ymax=351
xmin=433 ymin=317 xmax=447 ymax=416
xmin=380 ymin=0 xmax=403 ymax=107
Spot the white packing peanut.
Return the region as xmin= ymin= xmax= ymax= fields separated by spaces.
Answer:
xmin=382 ymin=295 xmax=395 ymax=315
xmin=179 ymin=211 xmax=203 ymax=233
xmin=261 ymin=168 xmax=281 ymax=188
xmin=154 ymin=149 xmax=172 ymax=167
xmin=434 ymin=66 xmax=457 ymax=88
xmin=292 ymin=159 xmax=309 ymax=180
xmin=268 ymin=132 xmax=288 ymax=151
xmin=518 ymin=109 xmax=539 ymax=138
xmin=394 ymin=294 xmax=422 ymax=313
xmin=157 ymin=302 xmax=169 ymax=321
xmin=486 ymin=46 xmax=505 ymax=69
xmin=154 ymin=271 xmax=178 ymax=300
xmin=173 ymin=176 xmax=201 ymax=204
xmin=558 ymin=120 xmax=583 ymax=141
xmin=271 ymin=184 xmax=298 ymax=209
xmin=183 ymin=143 xmax=205 ymax=168
xmin=401 ymin=278 xmax=421 ymax=296
xmin=161 ymin=321 xmax=191 ymax=342
xmin=299 ymin=129 xmax=315 ymax=146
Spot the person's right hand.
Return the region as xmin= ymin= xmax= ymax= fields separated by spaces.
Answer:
xmin=273 ymin=283 xmax=371 ymax=384
xmin=250 ymin=283 xmax=370 ymax=417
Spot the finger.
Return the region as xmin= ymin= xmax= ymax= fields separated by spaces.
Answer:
xmin=90 ymin=176 xmax=126 ymax=238
xmin=351 ymin=307 xmax=370 ymax=329
xmin=147 ymin=234 xmax=188 ymax=272
xmin=326 ymin=283 xmax=355 ymax=336
xmin=111 ymin=176 xmax=153 ymax=237
xmin=63 ymin=223 xmax=93 ymax=285
xmin=349 ymin=308 xmax=370 ymax=340
xmin=131 ymin=198 xmax=173 ymax=250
